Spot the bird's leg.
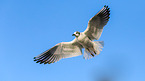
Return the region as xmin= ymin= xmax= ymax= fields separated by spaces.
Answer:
xmin=92 ymin=47 xmax=96 ymax=54
xmin=89 ymin=46 xmax=96 ymax=55
xmin=94 ymin=50 xmax=96 ymax=54
xmin=86 ymin=48 xmax=94 ymax=57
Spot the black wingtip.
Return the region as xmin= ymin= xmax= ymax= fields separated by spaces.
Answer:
xmin=108 ymin=13 xmax=110 ymax=15
xmin=34 ymin=59 xmax=37 ymax=61
xmin=108 ymin=10 xmax=110 ymax=12
xmin=108 ymin=17 xmax=110 ymax=19
xmin=107 ymin=8 xmax=110 ymax=10
xmin=44 ymin=62 xmax=47 ymax=64
xmin=40 ymin=62 xmax=43 ymax=64
xmin=104 ymin=5 xmax=109 ymax=8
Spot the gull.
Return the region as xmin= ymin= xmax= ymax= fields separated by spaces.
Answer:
xmin=34 ymin=5 xmax=110 ymax=64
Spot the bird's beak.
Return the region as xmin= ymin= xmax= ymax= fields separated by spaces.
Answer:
xmin=72 ymin=34 xmax=75 ymax=36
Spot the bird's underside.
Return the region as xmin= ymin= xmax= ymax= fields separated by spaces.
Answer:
xmin=34 ymin=5 xmax=110 ymax=64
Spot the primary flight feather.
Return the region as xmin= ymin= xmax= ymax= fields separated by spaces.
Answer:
xmin=34 ymin=5 xmax=110 ymax=64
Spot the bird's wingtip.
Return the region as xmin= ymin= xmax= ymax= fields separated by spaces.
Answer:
xmin=104 ymin=5 xmax=109 ymax=8
xmin=33 ymin=57 xmax=36 ymax=59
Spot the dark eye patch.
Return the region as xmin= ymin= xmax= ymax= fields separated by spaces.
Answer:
xmin=76 ymin=31 xmax=80 ymax=34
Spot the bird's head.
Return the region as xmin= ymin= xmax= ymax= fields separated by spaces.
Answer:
xmin=72 ymin=31 xmax=80 ymax=38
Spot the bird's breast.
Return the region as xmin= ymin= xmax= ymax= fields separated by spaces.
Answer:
xmin=77 ymin=33 xmax=92 ymax=47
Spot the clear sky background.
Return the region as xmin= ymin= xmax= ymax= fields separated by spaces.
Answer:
xmin=0 ymin=0 xmax=145 ymax=81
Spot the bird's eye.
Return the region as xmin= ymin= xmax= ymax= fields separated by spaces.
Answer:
xmin=76 ymin=32 xmax=80 ymax=34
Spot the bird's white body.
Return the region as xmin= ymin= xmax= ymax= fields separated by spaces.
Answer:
xmin=77 ymin=33 xmax=92 ymax=47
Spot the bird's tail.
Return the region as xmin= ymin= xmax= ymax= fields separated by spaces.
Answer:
xmin=83 ymin=41 xmax=104 ymax=59
xmin=93 ymin=41 xmax=104 ymax=55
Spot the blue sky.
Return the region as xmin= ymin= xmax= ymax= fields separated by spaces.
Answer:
xmin=0 ymin=0 xmax=145 ymax=81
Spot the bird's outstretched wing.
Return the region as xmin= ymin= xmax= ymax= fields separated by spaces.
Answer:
xmin=34 ymin=38 xmax=82 ymax=64
xmin=84 ymin=5 xmax=110 ymax=40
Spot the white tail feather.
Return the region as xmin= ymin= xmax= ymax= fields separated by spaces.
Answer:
xmin=93 ymin=41 xmax=104 ymax=55
xmin=84 ymin=50 xmax=93 ymax=59
xmin=83 ymin=41 xmax=104 ymax=59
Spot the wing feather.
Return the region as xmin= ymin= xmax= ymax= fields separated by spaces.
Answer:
xmin=84 ymin=5 xmax=110 ymax=40
xmin=34 ymin=39 xmax=82 ymax=64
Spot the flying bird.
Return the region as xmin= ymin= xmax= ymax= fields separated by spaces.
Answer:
xmin=34 ymin=5 xmax=110 ymax=64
